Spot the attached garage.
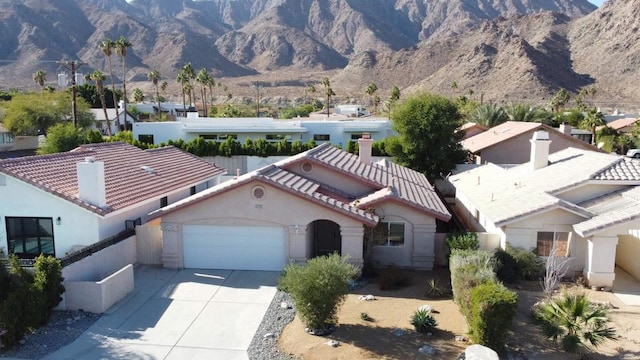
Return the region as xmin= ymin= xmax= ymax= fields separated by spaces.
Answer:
xmin=183 ymin=225 xmax=286 ymax=271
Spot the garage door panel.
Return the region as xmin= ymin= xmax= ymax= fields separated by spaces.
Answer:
xmin=183 ymin=225 xmax=286 ymax=271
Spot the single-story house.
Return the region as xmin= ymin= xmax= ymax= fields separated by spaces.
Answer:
xmin=0 ymin=142 xmax=225 ymax=260
xmin=132 ymin=112 xmax=394 ymax=148
xmin=600 ymin=117 xmax=639 ymax=134
xmin=0 ymin=123 xmax=39 ymax=156
xmin=462 ymin=121 xmax=600 ymax=165
xmin=89 ymin=109 xmax=138 ymax=134
xmin=450 ymin=130 xmax=640 ymax=288
xmin=148 ymin=136 xmax=451 ymax=271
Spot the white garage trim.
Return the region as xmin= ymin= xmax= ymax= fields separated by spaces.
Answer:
xmin=183 ymin=225 xmax=286 ymax=271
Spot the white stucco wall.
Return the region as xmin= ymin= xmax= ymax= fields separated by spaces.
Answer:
xmin=618 ymin=231 xmax=640 ymax=280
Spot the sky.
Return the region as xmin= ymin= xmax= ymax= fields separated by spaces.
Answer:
xmin=589 ymin=0 xmax=605 ymax=6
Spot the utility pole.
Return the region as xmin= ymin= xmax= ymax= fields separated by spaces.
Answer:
xmin=59 ymin=60 xmax=86 ymax=127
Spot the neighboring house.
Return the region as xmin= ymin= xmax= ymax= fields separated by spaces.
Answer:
xmin=450 ymin=130 xmax=640 ymax=288
xmin=334 ymin=104 xmax=370 ymax=117
xmin=133 ymin=112 xmax=394 ymax=148
xmin=148 ymin=136 xmax=451 ymax=271
xmin=600 ymin=117 xmax=639 ymax=134
xmin=0 ymin=124 xmax=39 ymax=156
xmin=458 ymin=122 xmax=488 ymax=140
xmin=0 ymin=142 xmax=225 ymax=260
xmin=462 ymin=121 xmax=600 ymax=165
xmin=89 ymin=109 xmax=138 ymax=134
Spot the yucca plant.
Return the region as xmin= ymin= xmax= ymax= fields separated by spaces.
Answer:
xmin=531 ymin=291 xmax=617 ymax=355
xmin=411 ymin=309 xmax=437 ymax=334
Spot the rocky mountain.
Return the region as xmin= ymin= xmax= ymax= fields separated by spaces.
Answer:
xmin=1 ymin=0 xmax=637 ymax=109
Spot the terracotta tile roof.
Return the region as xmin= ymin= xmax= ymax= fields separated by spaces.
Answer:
xmin=462 ymin=122 xmax=542 ymax=153
xmin=151 ymin=143 xmax=450 ymax=224
xmin=0 ymin=142 xmax=225 ymax=216
xmin=277 ymin=144 xmax=450 ymax=221
xmin=605 ymin=117 xmax=638 ymax=131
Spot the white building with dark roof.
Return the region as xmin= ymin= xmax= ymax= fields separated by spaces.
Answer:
xmin=450 ymin=130 xmax=640 ymax=288
xmin=0 ymin=142 xmax=225 ymax=260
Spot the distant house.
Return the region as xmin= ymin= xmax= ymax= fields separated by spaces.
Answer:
xmin=147 ymin=137 xmax=450 ymax=271
xmin=334 ymin=104 xmax=370 ymax=117
xmin=462 ymin=121 xmax=600 ymax=165
xmin=0 ymin=124 xmax=39 ymax=157
xmin=450 ymin=130 xmax=640 ymax=288
xmin=0 ymin=142 xmax=225 ymax=260
xmin=133 ymin=112 xmax=394 ymax=148
xmin=89 ymin=109 xmax=138 ymax=134
xmin=602 ymin=117 xmax=639 ymax=134
xmin=458 ymin=122 xmax=488 ymax=140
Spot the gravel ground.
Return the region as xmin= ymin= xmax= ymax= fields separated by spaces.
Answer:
xmin=247 ymin=290 xmax=297 ymax=360
xmin=0 ymin=310 xmax=101 ymax=359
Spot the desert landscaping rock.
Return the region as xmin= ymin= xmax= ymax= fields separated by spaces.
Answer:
xmin=464 ymin=344 xmax=499 ymax=360
xmin=359 ymin=294 xmax=376 ymax=301
xmin=418 ymin=344 xmax=437 ymax=355
xmin=418 ymin=304 xmax=433 ymax=313
xmin=326 ymin=340 xmax=340 ymax=347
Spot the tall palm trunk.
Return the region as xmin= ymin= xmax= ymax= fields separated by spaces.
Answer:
xmin=106 ymin=56 xmax=120 ymax=130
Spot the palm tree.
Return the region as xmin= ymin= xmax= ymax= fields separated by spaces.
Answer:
xmin=87 ymin=70 xmax=112 ymax=136
xmin=471 ymin=103 xmax=508 ymax=128
xmin=365 ymin=82 xmax=378 ymax=111
xmin=321 ymin=77 xmax=331 ymax=116
xmin=307 ymin=84 xmax=316 ymax=105
xmin=532 ymin=292 xmax=616 ymax=355
xmin=581 ymin=107 xmax=606 ymax=145
xmin=196 ymin=68 xmax=210 ymax=117
xmin=132 ymin=88 xmax=144 ymax=102
xmin=181 ymin=62 xmax=196 ymax=106
xmin=114 ymin=36 xmax=132 ymax=118
xmin=99 ymin=38 xmax=119 ymax=129
xmin=550 ymin=88 xmax=570 ymax=114
xmin=33 ymin=69 xmax=47 ymax=92
xmin=326 ymin=87 xmax=335 ymax=117
xmin=505 ymin=103 xmax=551 ymax=123
xmin=176 ymin=71 xmax=189 ymax=110
xmin=389 ymin=85 xmax=401 ymax=119
xmin=147 ymin=69 xmax=161 ymax=114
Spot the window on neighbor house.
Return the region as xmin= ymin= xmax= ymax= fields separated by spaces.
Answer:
xmin=138 ymin=134 xmax=154 ymax=144
xmin=200 ymin=134 xmax=218 ymax=141
xmin=537 ymin=231 xmax=570 ymax=257
xmin=6 ymin=217 xmax=55 ymax=259
xmin=350 ymin=134 xmax=363 ymax=140
xmin=218 ymin=134 xmax=238 ymax=141
xmin=313 ymin=134 xmax=330 ymax=141
xmin=265 ymin=134 xmax=291 ymax=142
xmin=372 ymin=222 xmax=405 ymax=247
xmin=190 ymin=186 xmax=196 ymax=196
xmin=160 ymin=196 xmax=168 ymax=207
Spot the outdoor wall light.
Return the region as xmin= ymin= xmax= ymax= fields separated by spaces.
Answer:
xmin=56 ymin=217 xmax=62 ymax=225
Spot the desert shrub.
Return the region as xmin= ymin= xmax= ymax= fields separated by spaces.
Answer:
xmin=507 ymin=245 xmax=544 ymax=280
xmin=33 ymin=255 xmax=65 ymax=313
xmin=0 ymin=250 xmax=10 ymax=303
xmin=360 ymin=312 xmax=373 ymax=322
xmin=446 ymin=232 xmax=479 ymax=251
xmin=378 ymin=264 xmax=410 ymax=290
xmin=532 ymin=291 xmax=616 ymax=355
xmin=469 ymin=282 xmax=518 ymax=352
xmin=411 ymin=309 xmax=437 ymax=334
xmin=425 ymin=278 xmax=451 ymax=298
xmin=450 ymin=250 xmax=496 ymax=321
xmin=278 ymin=253 xmax=358 ymax=333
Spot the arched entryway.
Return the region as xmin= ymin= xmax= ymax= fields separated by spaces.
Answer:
xmin=310 ymin=220 xmax=341 ymax=257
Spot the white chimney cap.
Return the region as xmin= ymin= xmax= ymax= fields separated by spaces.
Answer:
xmin=531 ymin=131 xmax=550 ymax=141
xmin=84 ymin=157 xmax=96 ymax=163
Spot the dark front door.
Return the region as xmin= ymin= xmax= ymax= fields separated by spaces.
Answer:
xmin=313 ymin=220 xmax=341 ymax=257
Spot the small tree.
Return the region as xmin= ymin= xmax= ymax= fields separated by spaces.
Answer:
xmin=541 ymin=244 xmax=572 ymax=300
xmin=532 ymin=291 xmax=616 ymax=355
xmin=446 ymin=232 xmax=479 ymax=251
xmin=278 ymin=253 xmax=358 ymax=334
xmin=33 ymin=255 xmax=65 ymax=313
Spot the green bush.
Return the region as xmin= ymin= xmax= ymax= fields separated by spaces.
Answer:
xmin=507 ymin=245 xmax=544 ymax=280
xmin=450 ymin=250 xmax=496 ymax=321
xmin=278 ymin=253 xmax=358 ymax=333
xmin=446 ymin=232 xmax=479 ymax=251
xmin=33 ymin=255 xmax=65 ymax=313
xmin=469 ymin=282 xmax=518 ymax=352
xmin=360 ymin=312 xmax=373 ymax=322
xmin=0 ymin=250 xmax=10 ymax=304
xmin=378 ymin=264 xmax=411 ymax=290
xmin=411 ymin=309 xmax=437 ymax=334
xmin=494 ymin=248 xmax=518 ymax=283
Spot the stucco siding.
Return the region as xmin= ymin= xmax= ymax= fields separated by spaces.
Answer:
xmin=618 ymin=233 xmax=640 ymax=280
xmin=286 ymin=162 xmax=373 ymax=196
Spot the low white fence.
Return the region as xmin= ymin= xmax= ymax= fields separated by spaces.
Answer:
xmin=64 ymin=264 xmax=134 ymax=313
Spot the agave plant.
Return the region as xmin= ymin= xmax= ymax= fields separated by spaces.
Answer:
xmin=532 ymin=291 xmax=616 ymax=355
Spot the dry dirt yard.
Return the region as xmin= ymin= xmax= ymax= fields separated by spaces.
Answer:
xmin=279 ymin=269 xmax=640 ymax=359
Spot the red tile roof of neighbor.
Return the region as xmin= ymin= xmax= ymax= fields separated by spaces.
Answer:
xmin=0 ymin=142 xmax=225 ymax=216
xmin=151 ymin=143 xmax=451 ymax=224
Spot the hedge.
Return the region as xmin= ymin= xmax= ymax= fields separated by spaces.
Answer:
xmin=469 ymin=282 xmax=518 ymax=352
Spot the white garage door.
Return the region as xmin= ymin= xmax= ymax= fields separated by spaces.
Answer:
xmin=183 ymin=225 xmax=286 ymax=271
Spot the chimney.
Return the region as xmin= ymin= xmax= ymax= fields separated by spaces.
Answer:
xmin=77 ymin=157 xmax=107 ymax=208
xmin=530 ymin=131 xmax=551 ymax=170
xmin=559 ymin=122 xmax=571 ymax=136
xmin=358 ymin=133 xmax=373 ymax=164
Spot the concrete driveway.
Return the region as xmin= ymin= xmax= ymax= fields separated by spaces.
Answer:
xmin=42 ymin=265 xmax=279 ymax=360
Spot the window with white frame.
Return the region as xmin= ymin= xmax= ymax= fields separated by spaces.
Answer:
xmin=372 ymin=222 xmax=405 ymax=247
xmin=536 ymin=231 xmax=570 ymax=257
